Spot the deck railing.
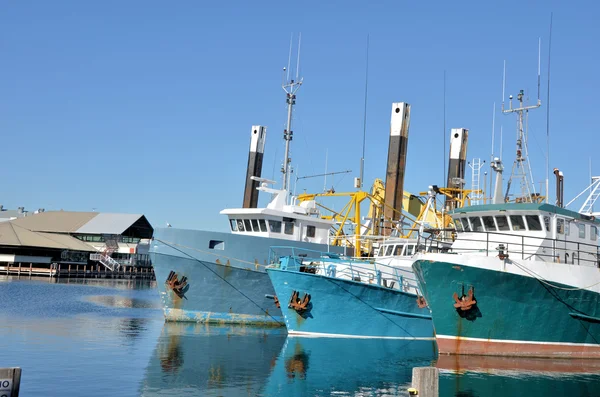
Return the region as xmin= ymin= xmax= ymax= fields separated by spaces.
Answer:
xmin=268 ymin=246 xmax=420 ymax=294
xmin=420 ymin=231 xmax=600 ymax=267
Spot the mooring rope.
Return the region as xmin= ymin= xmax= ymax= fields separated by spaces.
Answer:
xmin=155 ymin=238 xmax=284 ymax=325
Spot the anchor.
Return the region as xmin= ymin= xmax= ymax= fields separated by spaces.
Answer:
xmin=288 ymin=290 xmax=311 ymax=312
xmin=274 ymin=295 xmax=281 ymax=308
xmin=453 ymin=285 xmax=476 ymax=311
xmin=166 ymin=270 xmax=188 ymax=299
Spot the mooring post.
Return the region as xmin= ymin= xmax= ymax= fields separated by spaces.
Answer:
xmin=410 ymin=367 xmax=439 ymax=397
xmin=18 ymin=263 xmax=21 ymax=277
xmin=0 ymin=367 xmax=22 ymax=397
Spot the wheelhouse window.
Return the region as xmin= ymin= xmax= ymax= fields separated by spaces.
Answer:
xmin=510 ymin=215 xmax=525 ymax=231
xmin=394 ymin=245 xmax=404 ymax=256
xmin=237 ymin=219 xmax=245 ymax=232
xmin=269 ymin=220 xmax=282 ymax=233
xmin=525 ymin=215 xmax=542 ymax=231
xmin=454 ymin=218 xmax=464 ymax=232
xmin=258 ymin=219 xmax=267 ymax=232
xmin=405 ymin=245 xmax=414 ymax=256
xmin=482 ymin=216 xmax=496 ymax=232
xmin=229 ymin=219 xmax=238 ymax=231
xmin=579 ymin=224 xmax=586 ymax=239
xmin=496 ymin=215 xmax=510 ymax=231
xmin=557 ymin=218 xmax=565 ymax=235
xmin=544 ymin=216 xmax=551 ymax=232
xmin=306 ymin=225 xmax=316 ymax=238
xmin=251 ymin=219 xmax=259 ymax=232
xmin=460 ymin=218 xmax=471 ymax=232
xmin=385 ymin=245 xmax=394 ymax=256
xmin=377 ymin=246 xmax=384 ymax=256
xmin=591 ymin=226 xmax=598 ymax=241
xmin=470 ymin=217 xmax=484 ymax=232
xmin=244 ymin=219 xmax=252 ymax=232
xmin=284 ymin=222 xmax=294 ymax=235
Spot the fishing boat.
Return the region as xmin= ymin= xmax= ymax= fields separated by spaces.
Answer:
xmin=150 ymin=52 xmax=350 ymax=326
xmin=412 ymin=84 xmax=600 ymax=358
xmin=266 ymin=244 xmax=434 ymax=339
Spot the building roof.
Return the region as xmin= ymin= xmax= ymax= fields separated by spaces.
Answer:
xmin=9 ymin=211 xmax=153 ymax=236
xmin=11 ymin=211 xmax=97 ymax=233
xmin=76 ymin=213 xmax=145 ymax=235
xmin=0 ymin=222 xmax=95 ymax=251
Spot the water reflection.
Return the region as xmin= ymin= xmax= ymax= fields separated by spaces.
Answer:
xmin=140 ymin=323 xmax=287 ymax=397
xmin=263 ymin=338 xmax=438 ymax=396
xmin=437 ymin=354 xmax=600 ymax=397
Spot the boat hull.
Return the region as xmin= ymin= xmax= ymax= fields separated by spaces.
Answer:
xmin=150 ymin=227 xmax=345 ymax=326
xmin=266 ymin=267 xmax=434 ymax=339
xmin=412 ymin=256 xmax=600 ymax=358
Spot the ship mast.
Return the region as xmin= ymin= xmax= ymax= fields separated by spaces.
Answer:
xmin=281 ymin=34 xmax=303 ymax=192
xmin=502 ymin=39 xmax=542 ymax=203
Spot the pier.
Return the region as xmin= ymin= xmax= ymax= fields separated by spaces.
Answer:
xmin=0 ymin=263 xmax=155 ymax=279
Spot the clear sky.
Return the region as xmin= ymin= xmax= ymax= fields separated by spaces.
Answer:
xmin=1 ymin=1 xmax=599 ymax=231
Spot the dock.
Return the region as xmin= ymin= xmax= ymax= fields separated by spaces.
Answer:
xmin=0 ymin=263 xmax=155 ymax=280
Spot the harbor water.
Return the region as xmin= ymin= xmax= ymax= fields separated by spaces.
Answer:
xmin=1 ymin=277 xmax=599 ymax=396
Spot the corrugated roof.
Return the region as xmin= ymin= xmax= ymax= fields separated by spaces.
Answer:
xmin=75 ymin=213 xmax=144 ymax=234
xmin=11 ymin=211 xmax=98 ymax=233
xmin=0 ymin=222 xmax=94 ymax=251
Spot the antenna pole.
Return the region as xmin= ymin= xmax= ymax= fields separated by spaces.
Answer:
xmin=296 ymin=33 xmax=302 ymax=81
xmin=443 ymin=70 xmax=447 ymax=185
xmin=281 ymin=34 xmax=303 ymax=193
xmin=502 ymin=60 xmax=506 ymax=111
xmin=537 ymin=37 xmax=542 ymax=103
xmin=491 ymin=102 xmax=496 ymax=198
xmin=546 ymin=13 xmax=553 ymax=203
xmin=359 ymin=34 xmax=370 ymax=190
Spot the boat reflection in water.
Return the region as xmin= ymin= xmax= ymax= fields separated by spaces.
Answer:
xmin=140 ymin=323 xmax=287 ymax=397
xmin=264 ymin=338 xmax=438 ymax=396
xmin=141 ymin=322 xmax=438 ymax=397
xmin=437 ymin=354 xmax=600 ymax=397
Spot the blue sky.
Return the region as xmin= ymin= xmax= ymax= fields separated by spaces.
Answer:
xmin=1 ymin=1 xmax=599 ymax=231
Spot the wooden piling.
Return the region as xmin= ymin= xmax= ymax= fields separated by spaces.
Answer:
xmin=29 ymin=263 xmax=32 ymax=276
xmin=18 ymin=263 xmax=21 ymax=277
xmin=0 ymin=367 xmax=21 ymax=397
xmin=410 ymin=367 xmax=439 ymax=397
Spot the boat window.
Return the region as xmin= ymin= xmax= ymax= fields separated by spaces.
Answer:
xmin=251 ymin=219 xmax=259 ymax=232
xmin=591 ymin=226 xmax=597 ymax=241
xmin=454 ymin=218 xmax=464 ymax=232
xmin=544 ymin=216 xmax=551 ymax=232
xmin=244 ymin=219 xmax=252 ymax=232
xmin=496 ymin=216 xmax=510 ymax=231
xmin=229 ymin=219 xmax=238 ymax=232
xmin=579 ymin=224 xmax=586 ymax=239
xmin=306 ymin=225 xmax=316 ymax=238
xmin=209 ymin=240 xmax=224 ymax=250
xmin=385 ymin=245 xmax=394 ymax=256
xmin=377 ymin=246 xmax=384 ymax=256
xmin=565 ymin=221 xmax=570 ymax=236
xmin=482 ymin=216 xmax=497 ymax=232
xmin=237 ymin=219 xmax=245 ymax=232
xmin=470 ymin=217 xmax=484 ymax=232
xmin=394 ymin=245 xmax=404 ymax=256
xmin=284 ymin=222 xmax=294 ymax=235
xmin=269 ymin=220 xmax=282 ymax=233
xmin=510 ymin=215 xmax=525 ymax=231
xmin=460 ymin=218 xmax=471 ymax=232
xmin=525 ymin=215 xmax=543 ymax=231
xmin=258 ymin=219 xmax=267 ymax=232
xmin=405 ymin=245 xmax=414 ymax=256
xmin=556 ymin=218 xmax=565 ymax=235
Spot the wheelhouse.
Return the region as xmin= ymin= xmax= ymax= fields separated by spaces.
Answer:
xmin=449 ymin=203 xmax=600 ymax=266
